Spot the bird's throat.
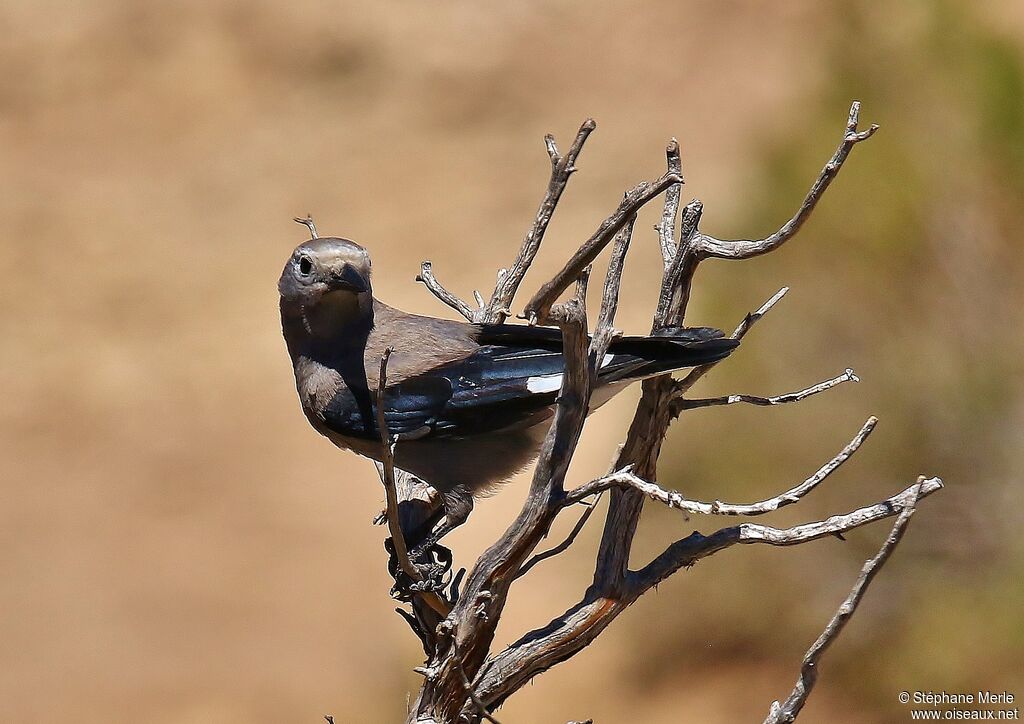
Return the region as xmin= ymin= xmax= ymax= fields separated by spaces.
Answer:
xmin=302 ymin=290 xmax=371 ymax=340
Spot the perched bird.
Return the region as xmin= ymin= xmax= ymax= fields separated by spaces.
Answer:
xmin=279 ymin=234 xmax=737 ymax=552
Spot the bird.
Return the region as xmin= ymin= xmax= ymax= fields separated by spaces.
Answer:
xmin=279 ymin=233 xmax=738 ymax=555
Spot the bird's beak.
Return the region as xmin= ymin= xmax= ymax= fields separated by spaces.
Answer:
xmin=329 ymin=264 xmax=368 ymax=293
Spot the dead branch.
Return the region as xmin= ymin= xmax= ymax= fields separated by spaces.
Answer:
xmin=416 ymin=261 xmax=479 ymax=322
xmin=523 ymin=170 xmax=683 ymax=324
xmin=485 ymin=120 xmax=597 ymax=324
xmin=673 ymin=368 xmax=859 ymax=414
xmin=674 ymin=285 xmax=789 ymax=397
xmin=565 ymin=416 xmax=877 ymax=514
xmin=694 ymin=101 xmax=878 ymax=260
xmin=293 ymin=214 xmax=319 ymax=239
xmin=384 ymin=101 xmax=941 ymax=723
xmin=415 ymin=120 xmax=597 ymax=325
xmin=656 ymin=138 xmax=683 ymax=266
xmin=515 ymin=494 xmax=603 ymax=580
xmin=633 ymin=477 xmax=941 ymax=589
xmin=763 ymin=481 xmax=925 ymax=724
xmin=375 ymin=348 xmax=450 ymax=619
xmin=409 ymin=271 xmax=597 ymax=721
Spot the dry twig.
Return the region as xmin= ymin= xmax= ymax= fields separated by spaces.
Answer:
xmin=565 ymin=416 xmax=877 ymax=515
xmin=375 ymin=348 xmax=450 ymax=618
xmin=763 ymin=480 xmax=926 ymax=724
xmin=673 ymin=368 xmax=859 ymax=414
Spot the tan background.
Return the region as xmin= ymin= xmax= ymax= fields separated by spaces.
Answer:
xmin=2 ymin=1 xmax=1022 ymax=722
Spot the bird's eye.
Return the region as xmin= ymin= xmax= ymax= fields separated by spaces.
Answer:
xmin=297 ymin=255 xmax=313 ymax=276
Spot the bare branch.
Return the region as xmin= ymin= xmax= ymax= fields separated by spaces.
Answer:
xmin=764 ymin=481 xmax=925 ymax=724
xmin=474 ymin=283 xmax=805 ymax=709
xmin=656 ymin=138 xmax=683 ymax=266
xmin=473 ymin=478 xmax=940 ymax=712
xmin=523 ymin=170 xmax=683 ymax=324
xmin=485 ymin=119 xmax=597 ymax=324
xmin=411 ymin=271 xmax=594 ymax=721
xmin=695 ymin=101 xmax=878 ymax=261
xmin=590 ymin=216 xmax=635 ymax=362
xmin=565 ymin=417 xmax=876 ymax=515
xmin=675 ymin=286 xmax=789 ymax=395
xmin=515 ymin=494 xmax=603 ymax=580
xmin=673 ymin=368 xmax=859 ymax=413
xmin=730 ymin=286 xmax=791 ymax=338
xmin=375 ymin=348 xmax=451 ymax=618
xmin=293 ymin=214 xmax=319 ymax=239
xmin=416 ymin=261 xmax=479 ymax=322
xmin=633 ymin=477 xmax=942 ymax=590
xmin=398 ymin=102 xmax=936 ymax=722
xmin=654 ymin=199 xmax=703 ymax=326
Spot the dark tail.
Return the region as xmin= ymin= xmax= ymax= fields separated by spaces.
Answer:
xmin=598 ymin=326 xmax=738 ymax=383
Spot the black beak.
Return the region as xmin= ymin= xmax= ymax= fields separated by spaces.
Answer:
xmin=330 ymin=264 xmax=368 ymax=293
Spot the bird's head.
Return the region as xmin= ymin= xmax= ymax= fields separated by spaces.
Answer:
xmin=279 ymin=236 xmax=372 ymax=301
xmin=279 ymin=236 xmax=374 ymax=336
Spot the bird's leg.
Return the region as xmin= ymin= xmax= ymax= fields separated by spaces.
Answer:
xmin=398 ymin=498 xmax=446 ymax=550
xmin=408 ymin=485 xmax=474 ymax=563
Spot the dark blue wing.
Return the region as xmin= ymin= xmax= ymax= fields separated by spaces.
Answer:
xmin=320 ymin=345 xmax=564 ymax=441
xmin=321 ymin=324 xmax=736 ymax=441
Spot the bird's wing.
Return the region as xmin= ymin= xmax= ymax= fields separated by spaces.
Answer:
xmin=320 ymin=324 xmax=736 ymax=442
xmin=319 ymin=343 xmax=564 ymax=441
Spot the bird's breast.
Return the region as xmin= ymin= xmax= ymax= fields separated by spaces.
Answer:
xmin=294 ymin=357 xmax=343 ymax=420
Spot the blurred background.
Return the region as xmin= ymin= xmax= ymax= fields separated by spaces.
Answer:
xmin=2 ymin=1 xmax=1022 ymax=722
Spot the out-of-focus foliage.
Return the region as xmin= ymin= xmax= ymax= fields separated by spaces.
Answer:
xmin=0 ymin=1 xmax=1019 ymax=722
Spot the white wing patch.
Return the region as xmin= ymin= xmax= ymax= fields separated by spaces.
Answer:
xmin=532 ymin=354 xmax=618 ymax=393
xmin=526 ymin=374 xmax=563 ymax=393
xmin=527 ymin=355 xmax=616 ymax=393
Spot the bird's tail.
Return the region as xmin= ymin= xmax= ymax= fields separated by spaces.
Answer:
xmin=597 ymin=326 xmax=738 ymax=384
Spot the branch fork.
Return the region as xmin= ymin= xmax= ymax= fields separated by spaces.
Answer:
xmin=372 ymin=102 xmax=940 ymax=723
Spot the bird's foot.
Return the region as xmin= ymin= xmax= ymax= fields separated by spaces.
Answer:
xmin=386 ymin=536 xmax=453 ymax=601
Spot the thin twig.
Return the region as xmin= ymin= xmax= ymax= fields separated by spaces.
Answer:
xmin=516 ymin=493 xmax=603 ymax=580
xmin=565 ymin=417 xmax=876 ymax=514
xmin=656 ymin=138 xmax=683 ymax=266
xmin=485 ymin=119 xmax=597 ymax=324
xmin=695 ymin=101 xmax=878 ymax=260
xmin=376 ymin=349 xmax=451 ymax=617
xmin=590 ymin=216 xmax=635 ymax=362
xmin=673 ymin=368 xmax=859 ymax=414
xmin=523 ymin=170 xmax=683 ymax=324
xmin=763 ymin=480 xmax=925 ymax=724
xmin=294 ymin=214 xmax=318 ymax=239
xmin=633 ymin=477 xmax=942 ymax=591
xmin=654 ymin=199 xmax=703 ymax=326
xmin=458 ymin=669 xmax=503 ymax=724
xmin=733 ymin=286 xmax=791 ymax=337
xmin=416 ymin=262 xmax=478 ymax=322
xmin=674 ymin=286 xmax=789 ymax=395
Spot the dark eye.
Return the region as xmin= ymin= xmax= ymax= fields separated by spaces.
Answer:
xmin=297 ymin=255 xmax=313 ymax=276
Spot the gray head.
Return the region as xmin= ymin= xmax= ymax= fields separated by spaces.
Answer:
xmin=279 ymin=237 xmax=372 ymax=302
xmin=279 ymin=237 xmax=374 ymax=338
